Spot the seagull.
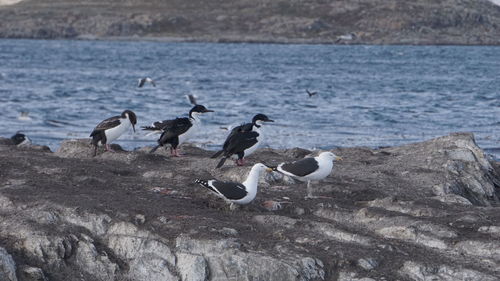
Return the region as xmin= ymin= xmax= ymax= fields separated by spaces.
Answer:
xmin=186 ymin=94 xmax=197 ymax=105
xmin=273 ymin=151 xmax=342 ymax=199
xmin=146 ymin=105 xmax=214 ymax=156
xmin=213 ymin=130 xmax=259 ymax=168
xmin=18 ymin=111 xmax=32 ymax=121
xmin=195 ymin=163 xmax=272 ymax=205
xmin=306 ymin=90 xmax=317 ymax=97
xmin=137 ymin=77 xmax=156 ymax=88
xmin=211 ymin=114 xmax=274 ymax=166
xmin=90 ymin=110 xmax=137 ymax=156
xmin=10 ymin=133 xmax=31 ymax=146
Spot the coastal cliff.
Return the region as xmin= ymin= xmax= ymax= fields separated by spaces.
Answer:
xmin=0 ymin=0 xmax=500 ymax=44
xmin=0 ymin=133 xmax=499 ymax=280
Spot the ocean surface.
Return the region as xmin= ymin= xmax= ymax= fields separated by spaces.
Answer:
xmin=0 ymin=39 xmax=499 ymax=159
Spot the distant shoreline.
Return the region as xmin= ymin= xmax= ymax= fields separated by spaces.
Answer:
xmin=2 ymin=35 xmax=500 ymax=47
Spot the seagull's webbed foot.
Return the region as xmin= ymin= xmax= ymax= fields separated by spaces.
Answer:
xmin=236 ymin=158 xmax=246 ymax=166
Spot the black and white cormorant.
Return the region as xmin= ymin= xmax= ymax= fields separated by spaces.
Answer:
xmin=90 ymin=110 xmax=137 ymax=156
xmin=10 ymin=133 xmax=31 ymax=146
xmin=145 ymin=105 xmax=214 ymax=156
xmin=211 ymin=114 xmax=273 ymax=166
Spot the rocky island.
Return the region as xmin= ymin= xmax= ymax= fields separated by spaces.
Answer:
xmin=0 ymin=0 xmax=500 ymax=44
xmin=0 ymin=132 xmax=499 ymax=280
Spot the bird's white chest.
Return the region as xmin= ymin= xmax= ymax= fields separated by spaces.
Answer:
xmin=178 ymin=118 xmax=198 ymax=144
xmin=104 ymin=118 xmax=131 ymax=144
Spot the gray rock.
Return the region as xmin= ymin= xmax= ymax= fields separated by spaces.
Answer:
xmin=18 ymin=266 xmax=48 ymax=281
xmin=399 ymin=261 xmax=498 ymax=281
xmin=357 ymin=257 xmax=378 ymax=271
xmin=0 ymin=247 xmax=17 ymax=281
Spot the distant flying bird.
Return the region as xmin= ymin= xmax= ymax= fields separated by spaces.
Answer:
xmin=18 ymin=111 xmax=32 ymax=121
xmin=306 ymin=90 xmax=317 ymax=97
xmin=186 ymin=94 xmax=198 ymax=105
xmin=90 ymin=110 xmax=137 ymax=156
xmin=137 ymin=77 xmax=156 ymax=88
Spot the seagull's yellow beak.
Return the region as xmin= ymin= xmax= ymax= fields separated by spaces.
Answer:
xmin=266 ymin=167 xmax=274 ymax=172
xmin=335 ymin=156 xmax=343 ymax=161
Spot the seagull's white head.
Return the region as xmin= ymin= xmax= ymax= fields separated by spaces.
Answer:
xmin=319 ymin=151 xmax=343 ymax=162
xmin=251 ymin=163 xmax=273 ymax=173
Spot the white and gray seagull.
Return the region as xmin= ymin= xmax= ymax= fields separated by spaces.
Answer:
xmin=273 ymin=151 xmax=342 ymax=199
xmin=195 ymin=163 xmax=272 ymax=206
xmin=137 ymin=77 xmax=156 ymax=88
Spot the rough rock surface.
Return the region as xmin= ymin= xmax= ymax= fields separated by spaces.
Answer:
xmin=0 ymin=0 xmax=500 ymax=45
xmin=0 ymin=132 xmax=499 ymax=280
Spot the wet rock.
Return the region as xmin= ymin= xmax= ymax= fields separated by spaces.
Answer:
xmin=0 ymin=247 xmax=17 ymax=281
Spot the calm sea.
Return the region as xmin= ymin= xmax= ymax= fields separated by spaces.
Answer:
xmin=0 ymin=39 xmax=499 ymax=159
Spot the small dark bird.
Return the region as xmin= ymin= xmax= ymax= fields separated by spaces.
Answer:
xmin=145 ymin=105 xmax=214 ymax=157
xmin=212 ymin=114 xmax=274 ymax=166
xmin=186 ymin=94 xmax=197 ymax=105
xmin=11 ymin=133 xmax=31 ymax=146
xmin=90 ymin=110 xmax=137 ymax=156
xmin=306 ymin=90 xmax=317 ymax=97
xmin=137 ymin=77 xmax=156 ymax=88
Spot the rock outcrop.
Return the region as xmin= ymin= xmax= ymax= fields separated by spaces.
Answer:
xmin=0 ymin=0 xmax=500 ymax=44
xmin=0 ymin=132 xmax=499 ymax=280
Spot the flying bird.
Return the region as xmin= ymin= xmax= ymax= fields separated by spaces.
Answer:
xmin=306 ymin=90 xmax=317 ymax=97
xmin=195 ymin=163 xmax=272 ymax=205
xmin=137 ymin=77 xmax=156 ymax=88
xmin=186 ymin=94 xmax=198 ymax=105
xmin=90 ymin=110 xmax=137 ymax=156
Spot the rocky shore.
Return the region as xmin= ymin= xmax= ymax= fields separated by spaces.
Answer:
xmin=0 ymin=133 xmax=499 ymax=281
xmin=1 ymin=0 xmax=500 ymax=45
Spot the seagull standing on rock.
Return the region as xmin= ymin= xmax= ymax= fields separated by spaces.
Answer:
xmin=195 ymin=163 xmax=272 ymax=206
xmin=90 ymin=110 xmax=137 ymax=156
xmin=273 ymin=151 xmax=342 ymax=199
xmin=212 ymin=114 xmax=274 ymax=166
xmin=145 ymin=105 xmax=214 ymax=156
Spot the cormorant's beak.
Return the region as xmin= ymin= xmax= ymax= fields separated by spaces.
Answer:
xmin=204 ymin=109 xmax=214 ymax=113
xmin=132 ymin=124 xmax=136 ymax=133
xmin=335 ymin=156 xmax=343 ymax=161
xmin=265 ymin=119 xmax=274 ymax=122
